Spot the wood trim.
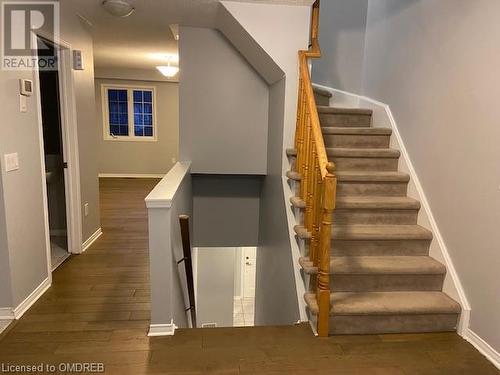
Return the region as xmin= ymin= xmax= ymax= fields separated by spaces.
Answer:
xmin=13 ymin=278 xmax=51 ymax=319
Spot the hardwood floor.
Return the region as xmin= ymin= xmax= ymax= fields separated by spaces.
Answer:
xmin=0 ymin=178 xmax=497 ymax=374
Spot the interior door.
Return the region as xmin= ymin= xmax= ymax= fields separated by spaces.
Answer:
xmin=37 ymin=36 xmax=69 ymax=269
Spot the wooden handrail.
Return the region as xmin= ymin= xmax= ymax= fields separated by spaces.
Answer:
xmin=179 ymin=215 xmax=197 ymax=328
xmin=294 ymin=0 xmax=337 ymax=337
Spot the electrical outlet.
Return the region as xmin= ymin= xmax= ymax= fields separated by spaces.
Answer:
xmin=171 ymin=157 xmax=176 ymax=164
xmin=84 ymin=203 xmax=89 ymax=217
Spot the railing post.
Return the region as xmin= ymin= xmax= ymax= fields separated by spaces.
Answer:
xmin=317 ymin=162 xmax=336 ymax=337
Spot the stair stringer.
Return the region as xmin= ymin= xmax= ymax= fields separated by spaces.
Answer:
xmin=312 ymin=83 xmax=471 ymax=335
xmin=282 ymin=177 xmax=310 ymax=324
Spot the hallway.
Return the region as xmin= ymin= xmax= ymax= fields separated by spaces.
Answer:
xmin=0 ymin=179 xmax=497 ymax=374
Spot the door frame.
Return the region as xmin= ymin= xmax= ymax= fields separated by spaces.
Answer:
xmin=33 ymin=32 xmax=83 ymax=276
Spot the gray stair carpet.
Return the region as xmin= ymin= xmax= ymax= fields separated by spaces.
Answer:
xmin=288 ymin=91 xmax=461 ymax=335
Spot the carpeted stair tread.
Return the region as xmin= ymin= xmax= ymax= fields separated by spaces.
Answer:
xmin=286 ymin=170 xmax=301 ymax=181
xmin=317 ymin=106 xmax=373 ymax=116
xmin=327 ymin=148 xmax=400 ymax=158
xmin=322 ymin=127 xmax=392 ymax=135
xmin=294 ymin=224 xmax=432 ymax=241
xmin=300 ymin=256 xmax=445 ymax=275
xmin=305 ymin=291 xmax=461 ymax=316
xmin=290 ymin=196 xmax=306 ymax=209
xmin=313 ymin=86 xmax=333 ymax=98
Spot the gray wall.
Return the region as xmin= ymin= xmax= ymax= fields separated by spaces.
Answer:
xmin=255 ymin=79 xmax=300 ymax=326
xmin=0 ymin=1 xmax=100 ymax=309
xmin=196 ymin=247 xmax=236 ymax=328
xmin=59 ymin=3 xmax=101 ymax=242
xmin=0 ymin=69 xmax=49 ymax=307
xmin=312 ymin=0 xmax=368 ymax=93
xmin=179 ymin=27 xmax=269 ymax=175
xmin=361 ymin=0 xmax=500 ymax=352
xmin=95 ymin=78 xmax=179 ymax=175
xmin=192 ymin=175 xmax=262 ymax=248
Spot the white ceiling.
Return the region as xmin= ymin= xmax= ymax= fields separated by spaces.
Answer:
xmin=65 ymin=0 xmax=313 ymax=71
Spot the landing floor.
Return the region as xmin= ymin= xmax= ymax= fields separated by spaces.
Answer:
xmin=0 ymin=178 xmax=496 ymax=374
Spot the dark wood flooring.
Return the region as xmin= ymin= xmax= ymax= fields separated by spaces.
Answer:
xmin=0 ymin=178 xmax=497 ymax=374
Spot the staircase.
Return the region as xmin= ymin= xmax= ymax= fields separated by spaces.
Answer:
xmin=287 ymin=87 xmax=461 ymax=335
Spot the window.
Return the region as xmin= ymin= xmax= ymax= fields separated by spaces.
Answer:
xmin=102 ymin=85 xmax=156 ymax=141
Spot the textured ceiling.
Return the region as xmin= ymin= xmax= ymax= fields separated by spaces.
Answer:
xmin=64 ymin=0 xmax=312 ymax=70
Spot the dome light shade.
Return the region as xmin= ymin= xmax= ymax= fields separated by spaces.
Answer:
xmin=102 ymin=0 xmax=135 ymax=17
xmin=157 ymin=65 xmax=179 ymax=78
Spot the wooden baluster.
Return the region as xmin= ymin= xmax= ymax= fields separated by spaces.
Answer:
xmin=294 ymin=78 xmax=302 ymax=152
xmin=306 ymin=142 xmax=315 ymax=234
xmin=297 ymin=80 xmax=306 ymax=176
xmin=313 ymin=159 xmax=322 ymax=266
xmin=317 ymin=162 xmax=336 ymax=337
xmin=301 ymin=112 xmax=311 ymax=207
xmin=309 ymin=155 xmax=319 ymax=264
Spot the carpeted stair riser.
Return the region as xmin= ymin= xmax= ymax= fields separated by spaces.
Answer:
xmin=314 ymin=92 xmax=330 ymax=106
xmin=330 ymin=274 xmax=445 ymax=292
xmin=319 ymin=113 xmax=372 ymax=128
xmin=332 ymin=157 xmax=399 ymax=172
xmin=332 ymin=239 xmax=431 ymax=257
xmin=337 ymin=181 xmax=408 ymax=197
xmin=334 ymin=209 xmax=418 ymax=225
xmin=328 ymin=314 xmax=459 ymax=335
xmin=313 ymin=87 xmax=332 ymax=107
xmin=324 ymin=133 xmax=391 ymax=149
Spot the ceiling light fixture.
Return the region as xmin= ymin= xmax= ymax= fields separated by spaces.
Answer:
xmin=157 ymin=65 xmax=179 ymax=78
xmin=102 ymin=0 xmax=135 ymax=18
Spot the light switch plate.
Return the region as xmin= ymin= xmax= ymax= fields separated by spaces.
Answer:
xmin=19 ymin=95 xmax=27 ymax=113
xmin=4 ymin=153 xmax=19 ymax=172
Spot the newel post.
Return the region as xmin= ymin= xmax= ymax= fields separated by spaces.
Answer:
xmin=317 ymin=162 xmax=336 ymax=337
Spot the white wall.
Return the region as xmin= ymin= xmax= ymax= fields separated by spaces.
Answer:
xmin=95 ymin=78 xmax=179 ymax=175
xmin=179 ymin=27 xmax=269 ymax=175
xmin=312 ymin=0 xmax=368 ymax=93
xmin=361 ymin=0 xmax=500 ymax=353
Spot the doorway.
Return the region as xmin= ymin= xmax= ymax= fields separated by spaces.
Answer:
xmin=37 ymin=36 xmax=70 ymax=271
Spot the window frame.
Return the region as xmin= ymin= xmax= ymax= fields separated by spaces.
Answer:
xmin=101 ymin=84 xmax=158 ymax=142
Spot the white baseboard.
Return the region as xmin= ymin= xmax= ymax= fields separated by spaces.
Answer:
xmin=99 ymin=173 xmax=165 ymax=179
xmin=312 ymin=83 xmax=471 ymax=331
xmin=13 ymin=277 xmax=51 ymax=319
xmin=148 ymin=320 xmax=177 ymax=336
xmin=0 ymin=308 xmax=14 ymax=320
xmin=81 ymin=227 xmax=102 ymax=253
xmin=464 ymin=329 xmax=500 ymax=370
